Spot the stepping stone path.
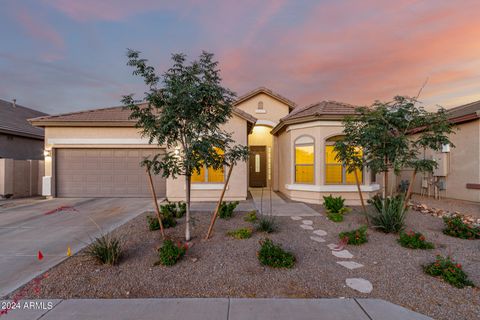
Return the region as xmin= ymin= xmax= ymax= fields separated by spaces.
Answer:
xmin=294 ymin=214 xmax=374 ymax=294
xmin=300 ymin=224 xmax=314 ymax=230
xmin=346 ymin=278 xmax=373 ymax=293
xmin=331 ymin=250 xmax=354 ymax=259
xmin=310 ymin=236 xmax=326 ymax=242
xmin=337 ymin=261 xmax=364 ymax=270
xmin=313 ymin=229 xmax=327 ymax=236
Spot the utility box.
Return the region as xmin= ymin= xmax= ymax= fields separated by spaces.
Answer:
xmin=433 ymin=153 xmax=448 ymax=176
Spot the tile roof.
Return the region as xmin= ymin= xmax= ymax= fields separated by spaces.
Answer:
xmin=446 ymin=100 xmax=480 ymax=122
xmin=0 ymin=99 xmax=47 ymax=138
xmin=281 ymin=100 xmax=357 ymax=121
xmin=233 ymin=87 xmax=297 ymax=110
xmin=29 ymin=104 xmax=256 ymax=125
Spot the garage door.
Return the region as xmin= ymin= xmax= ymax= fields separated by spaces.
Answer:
xmin=56 ymin=148 xmax=166 ymax=198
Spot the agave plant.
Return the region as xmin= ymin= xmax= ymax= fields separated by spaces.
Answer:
xmin=369 ymin=195 xmax=407 ymax=233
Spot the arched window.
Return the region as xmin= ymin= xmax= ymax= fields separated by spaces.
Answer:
xmin=294 ymin=136 xmax=314 ymax=183
xmin=325 ymin=136 xmax=363 ymax=184
xmin=257 ymin=101 xmax=264 ymax=110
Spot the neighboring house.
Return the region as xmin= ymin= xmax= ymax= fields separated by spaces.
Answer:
xmin=398 ymin=100 xmax=480 ymax=203
xmin=29 ymin=87 xmax=380 ymax=204
xmin=0 ymin=99 xmax=47 ymax=160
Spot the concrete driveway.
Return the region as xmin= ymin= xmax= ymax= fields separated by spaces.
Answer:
xmin=0 ymin=198 xmax=153 ymax=298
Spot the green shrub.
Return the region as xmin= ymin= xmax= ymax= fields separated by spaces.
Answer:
xmin=443 ymin=216 xmax=480 ymax=240
xmin=424 ymin=255 xmax=474 ymax=288
xmin=176 ymin=202 xmax=186 ymax=218
xmin=339 ymin=225 xmax=368 ymax=245
xmin=147 ymin=211 xmax=177 ymax=230
xmin=323 ymin=195 xmax=349 ymax=214
xmin=244 ymin=210 xmax=258 ymax=222
xmin=86 ymin=234 xmax=122 ymax=265
xmin=218 ymin=201 xmax=239 ymax=219
xmin=156 ymin=239 xmax=187 ymax=266
xmin=398 ymin=230 xmax=434 ymax=249
xmin=327 ymin=211 xmax=344 ymax=222
xmin=256 ymin=215 xmax=278 ymax=233
xmin=227 ymin=227 xmax=253 ymax=239
xmin=369 ymin=195 xmax=407 ymax=233
xmin=257 ymin=239 xmax=295 ymax=268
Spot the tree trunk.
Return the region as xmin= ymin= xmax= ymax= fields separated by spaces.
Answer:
xmin=354 ymin=168 xmax=369 ymax=226
xmin=185 ymin=174 xmax=191 ymax=241
xmin=383 ymin=170 xmax=388 ymax=198
xmin=147 ymin=169 xmax=165 ymax=239
xmin=404 ymin=169 xmax=417 ymax=208
xmin=205 ymin=165 xmax=234 ymax=239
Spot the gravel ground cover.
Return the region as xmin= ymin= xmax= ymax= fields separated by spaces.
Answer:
xmin=11 ymin=206 xmax=480 ymax=320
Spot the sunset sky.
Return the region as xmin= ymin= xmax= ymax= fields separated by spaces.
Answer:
xmin=1 ymin=0 xmax=480 ymax=114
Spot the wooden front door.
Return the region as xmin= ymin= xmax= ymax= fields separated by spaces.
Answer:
xmin=249 ymin=146 xmax=267 ymax=187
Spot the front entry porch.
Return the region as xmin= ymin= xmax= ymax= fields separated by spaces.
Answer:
xmin=249 ymin=187 xmax=320 ymax=216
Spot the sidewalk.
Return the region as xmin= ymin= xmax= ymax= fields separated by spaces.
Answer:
xmin=0 ymin=298 xmax=432 ymax=320
xmin=250 ymin=188 xmax=320 ymax=216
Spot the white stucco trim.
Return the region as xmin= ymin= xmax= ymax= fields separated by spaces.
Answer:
xmin=47 ymin=138 xmax=152 ymax=145
xmin=286 ymin=121 xmax=343 ymax=132
xmin=285 ymin=183 xmax=380 ymax=192
xmin=255 ymin=119 xmax=278 ymax=127
xmin=255 ymin=109 xmax=267 ymax=114
xmin=42 ymin=176 xmax=52 ymax=196
xmin=191 ymin=184 xmax=227 ymax=190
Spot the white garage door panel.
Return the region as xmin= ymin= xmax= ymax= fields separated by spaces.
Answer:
xmin=56 ymin=148 xmax=166 ymax=198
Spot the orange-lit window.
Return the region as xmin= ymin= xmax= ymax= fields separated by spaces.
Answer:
xmin=295 ymin=141 xmax=314 ymax=184
xmin=325 ymin=142 xmax=363 ymax=184
xmin=191 ymin=148 xmax=225 ymax=183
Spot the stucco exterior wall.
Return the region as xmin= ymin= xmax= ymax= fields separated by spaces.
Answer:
xmin=166 ymin=115 xmax=249 ymax=201
xmin=0 ymin=133 xmax=44 ymax=160
xmin=396 ymin=119 xmax=480 ymax=202
xmin=0 ymin=158 xmax=44 ymax=198
xmin=276 ymin=121 xmax=378 ymax=205
xmin=235 ymin=93 xmax=290 ymax=125
xmin=42 ymin=115 xmax=249 ymax=201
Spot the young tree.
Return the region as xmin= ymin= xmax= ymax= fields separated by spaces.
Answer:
xmin=142 ymin=156 xmax=165 ymax=239
xmin=205 ymin=145 xmax=249 ymax=239
xmin=341 ymin=96 xmax=454 ymax=200
xmin=122 ymin=50 xmax=240 ymax=241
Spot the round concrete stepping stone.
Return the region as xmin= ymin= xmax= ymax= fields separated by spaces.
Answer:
xmin=302 ymin=220 xmax=313 ymax=225
xmin=313 ymin=229 xmax=327 ymax=236
xmin=310 ymin=236 xmax=326 ymax=242
xmin=331 ymin=250 xmax=353 ymax=259
xmin=291 ymin=216 xmax=303 ymax=220
xmin=327 ymin=243 xmax=338 ymax=250
xmin=300 ymin=224 xmax=314 ymax=230
xmin=337 ymin=261 xmax=364 ymax=270
xmin=346 ymin=278 xmax=373 ymax=293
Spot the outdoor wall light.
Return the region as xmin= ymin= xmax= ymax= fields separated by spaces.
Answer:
xmin=43 ymin=149 xmax=52 ymax=158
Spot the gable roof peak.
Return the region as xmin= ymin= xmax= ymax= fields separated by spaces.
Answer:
xmin=234 ymin=86 xmax=297 ymax=110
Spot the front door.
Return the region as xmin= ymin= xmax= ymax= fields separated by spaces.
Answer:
xmin=249 ymin=146 xmax=267 ymax=187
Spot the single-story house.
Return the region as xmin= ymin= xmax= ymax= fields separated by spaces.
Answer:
xmin=30 ymin=87 xmax=381 ymax=204
xmin=0 ymin=98 xmax=47 ymax=160
xmin=397 ymin=100 xmax=480 ymax=203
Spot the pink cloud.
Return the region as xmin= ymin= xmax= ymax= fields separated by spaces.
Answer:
xmin=15 ymin=5 xmax=64 ymax=61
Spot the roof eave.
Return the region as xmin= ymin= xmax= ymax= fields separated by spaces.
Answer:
xmin=271 ymin=114 xmax=351 ymax=135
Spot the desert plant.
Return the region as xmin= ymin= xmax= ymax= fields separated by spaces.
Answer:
xmin=227 ymin=227 xmax=252 ymax=239
xmin=156 ymin=239 xmax=187 ymax=266
xmin=218 ymin=201 xmax=239 ymax=219
xmin=327 ymin=211 xmax=344 ymax=222
xmin=176 ymin=202 xmax=187 ymax=218
xmin=424 ymin=255 xmax=474 ymax=288
xmin=256 ymin=215 xmax=278 ymax=233
xmin=244 ymin=210 xmax=258 ymax=222
xmin=323 ymin=195 xmax=349 ymax=214
xmin=86 ymin=234 xmax=122 ymax=265
xmin=339 ymin=225 xmax=368 ymax=245
xmin=443 ymin=216 xmax=480 ymax=240
xmin=257 ymin=239 xmax=295 ymax=268
xmin=369 ymin=194 xmax=407 ymax=233
xmin=398 ymin=230 xmax=434 ymax=249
